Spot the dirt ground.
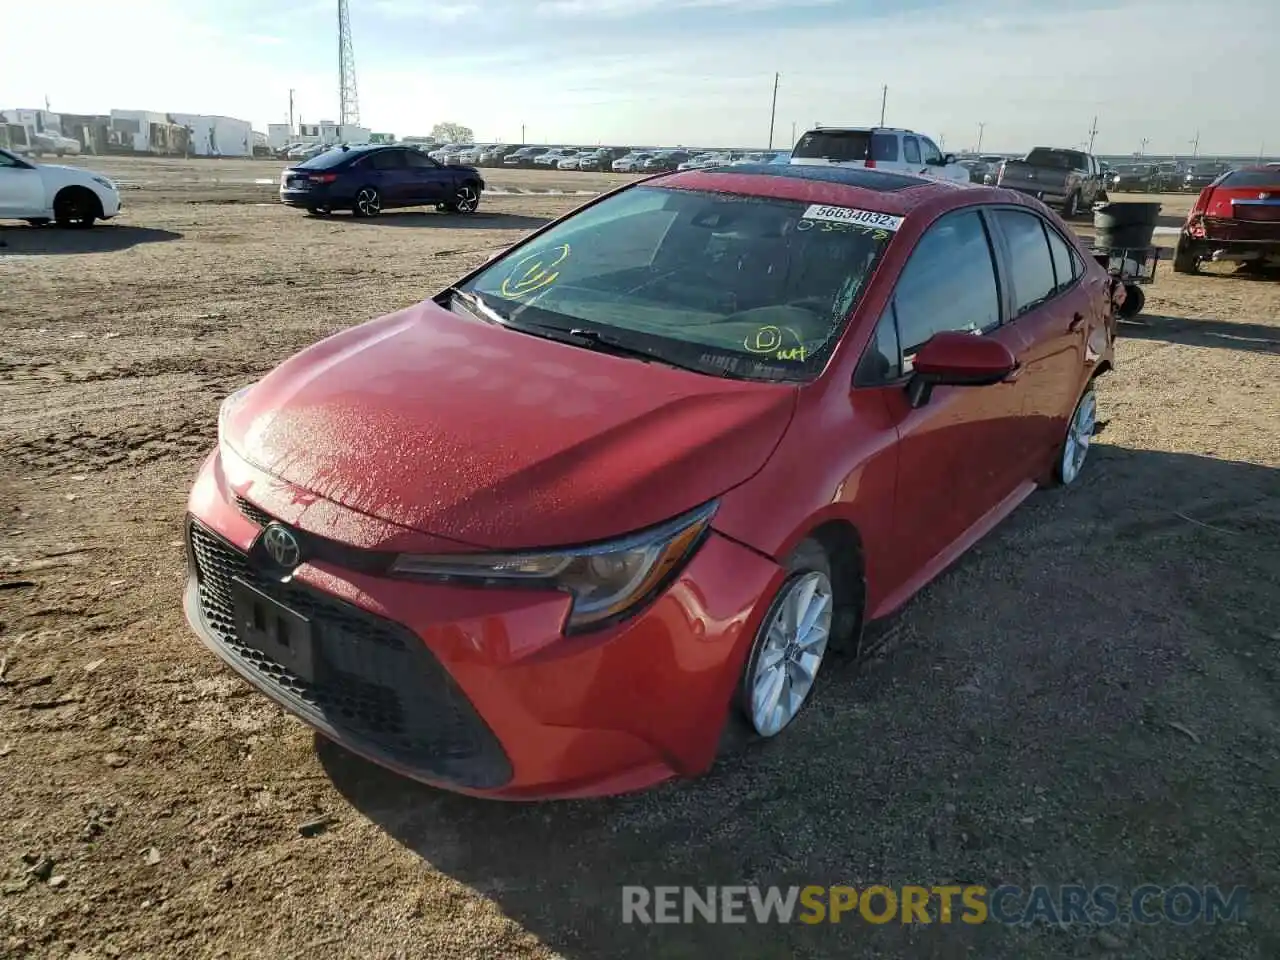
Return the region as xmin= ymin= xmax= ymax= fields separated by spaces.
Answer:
xmin=1 ymin=159 xmax=1278 ymax=960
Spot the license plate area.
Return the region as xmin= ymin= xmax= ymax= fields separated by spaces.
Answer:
xmin=231 ymin=578 xmax=316 ymax=682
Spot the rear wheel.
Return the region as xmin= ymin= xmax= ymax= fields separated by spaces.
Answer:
xmin=352 ymin=186 xmax=381 ymax=217
xmin=1055 ymin=386 xmax=1097 ymax=486
xmin=1062 ymin=191 xmax=1082 ymax=219
xmin=1117 ymin=283 xmax=1145 ymax=319
xmin=1172 ymin=239 xmax=1199 ymax=274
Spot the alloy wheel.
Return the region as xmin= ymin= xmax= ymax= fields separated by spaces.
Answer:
xmin=455 ymin=185 xmax=479 ymax=213
xmin=748 ymin=570 xmax=833 ymax=737
xmin=1060 ymin=389 xmax=1097 ymax=485
xmin=355 ymin=188 xmax=380 ymax=217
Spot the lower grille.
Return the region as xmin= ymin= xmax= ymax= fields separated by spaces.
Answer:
xmin=187 ymin=520 xmax=511 ymax=789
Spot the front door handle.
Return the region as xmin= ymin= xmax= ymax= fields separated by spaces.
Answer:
xmin=1068 ymin=312 xmax=1086 ymax=332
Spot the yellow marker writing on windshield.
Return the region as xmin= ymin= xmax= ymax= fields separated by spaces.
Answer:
xmin=744 ymin=325 xmax=784 ymax=354
xmin=500 ymin=243 xmax=570 ymax=299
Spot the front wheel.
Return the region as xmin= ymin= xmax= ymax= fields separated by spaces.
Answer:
xmin=445 ymin=183 xmax=481 ymax=214
xmin=53 ymin=188 xmax=99 ymax=228
xmin=1055 ymin=386 xmax=1097 ymax=486
xmin=737 ymin=540 xmax=834 ymax=739
xmin=352 ymin=186 xmax=381 ymax=217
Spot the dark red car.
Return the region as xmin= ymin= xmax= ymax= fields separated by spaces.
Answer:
xmin=184 ymin=164 xmax=1116 ymax=799
xmin=1174 ymin=166 xmax=1280 ymax=274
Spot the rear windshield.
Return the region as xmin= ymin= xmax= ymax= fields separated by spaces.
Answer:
xmin=459 ymin=186 xmax=895 ymax=381
xmin=793 ymin=130 xmax=870 ymax=162
xmin=1024 ymin=149 xmax=1080 ymax=169
xmin=296 ymin=148 xmax=358 ymax=170
xmin=1219 ymin=170 xmax=1280 ymax=188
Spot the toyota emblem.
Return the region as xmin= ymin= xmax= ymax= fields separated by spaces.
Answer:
xmin=261 ymin=523 xmax=302 ymax=569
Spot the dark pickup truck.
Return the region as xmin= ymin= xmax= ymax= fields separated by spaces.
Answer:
xmin=996 ymin=147 xmax=1108 ymax=218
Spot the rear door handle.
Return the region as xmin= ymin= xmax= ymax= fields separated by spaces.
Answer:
xmin=1068 ymin=312 xmax=1085 ymax=332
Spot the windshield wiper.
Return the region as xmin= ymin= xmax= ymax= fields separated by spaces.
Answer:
xmin=447 ymin=287 xmax=506 ymax=326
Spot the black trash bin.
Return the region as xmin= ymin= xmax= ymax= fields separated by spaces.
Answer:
xmin=1093 ymin=201 xmax=1161 ymax=251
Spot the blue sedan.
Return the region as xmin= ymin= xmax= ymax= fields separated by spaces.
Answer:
xmin=279 ymin=144 xmax=485 ymax=217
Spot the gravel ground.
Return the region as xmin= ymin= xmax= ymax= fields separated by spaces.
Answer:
xmin=1 ymin=161 xmax=1278 ymax=959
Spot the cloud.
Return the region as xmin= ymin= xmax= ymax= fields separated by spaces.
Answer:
xmin=369 ymin=0 xmax=480 ymax=21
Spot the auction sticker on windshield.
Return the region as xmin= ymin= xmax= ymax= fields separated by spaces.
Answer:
xmin=801 ymin=205 xmax=904 ymax=232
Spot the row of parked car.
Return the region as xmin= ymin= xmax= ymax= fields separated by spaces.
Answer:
xmin=422 ymin=142 xmax=791 ymax=173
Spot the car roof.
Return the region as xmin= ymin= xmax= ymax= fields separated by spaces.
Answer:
xmin=649 ymin=163 xmax=1000 ymax=219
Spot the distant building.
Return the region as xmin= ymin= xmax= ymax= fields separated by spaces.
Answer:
xmin=169 ymin=114 xmax=253 ymax=157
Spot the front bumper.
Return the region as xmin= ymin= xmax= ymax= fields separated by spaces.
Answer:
xmin=184 ymin=447 xmax=781 ymax=799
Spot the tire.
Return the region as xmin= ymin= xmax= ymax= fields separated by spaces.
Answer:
xmin=352 ymin=186 xmax=381 ymax=217
xmin=733 ymin=539 xmax=836 ymax=741
xmin=1062 ymin=191 xmax=1081 ymax=219
xmin=53 ymin=187 xmax=100 ymax=228
xmin=1117 ymin=283 xmax=1145 ymax=319
xmin=1172 ymin=239 xmax=1199 ymax=274
xmin=444 ymin=182 xmax=481 ymax=214
xmin=1054 ymin=385 xmax=1098 ymax=486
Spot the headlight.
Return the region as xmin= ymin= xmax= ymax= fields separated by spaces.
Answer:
xmin=391 ymin=501 xmax=717 ymax=630
xmin=91 ymin=175 xmax=115 ymax=190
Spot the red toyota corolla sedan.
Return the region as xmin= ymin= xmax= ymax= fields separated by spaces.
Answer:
xmin=184 ymin=163 xmax=1116 ymax=799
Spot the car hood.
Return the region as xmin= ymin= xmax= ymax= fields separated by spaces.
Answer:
xmin=222 ymin=301 xmax=797 ymax=550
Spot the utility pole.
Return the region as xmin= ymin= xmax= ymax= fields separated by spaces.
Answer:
xmin=1139 ymin=137 xmax=1149 ymax=156
xmin=791 ymin=121 xmax=796 ymax=145
xmin=1086 ymin=115 xmax=1099 ymax=155
xmin=1189 ymin=130 xmax=1200 ymax=158
xmin=521 ymin=123 xmax=525 ymax=145
xmin=767 ymin=73 xmax=779 ymax=150
xmin=976 ymin=122 xmax=986 ymax=153
xmin=879 ymin=85 xmax=887 ymax=126
xmin=289 ymin=89 xmax=295 ymax=133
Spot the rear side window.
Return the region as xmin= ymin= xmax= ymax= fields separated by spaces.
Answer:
xmin=893 ymin=210 xmax=1001 ymax=361
xmin=1220 ymin=170 xmax=1280 ymax=188
xmin=372 ymin=150 xmax=406 ymax=170
xmin=793 ymin=130 xmax=870 ymax=162
xmin=1044 ymin=226 xmax=1078 ymax=292
xmin=994 ymin=210 xmax=1057 ymax=315
xmin=870 ymin=133 xmax=899 ymax=162
xmin=902 ymin=137 xmax=921 ymax=164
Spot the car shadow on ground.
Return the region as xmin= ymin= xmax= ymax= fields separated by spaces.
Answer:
xmin=1121 ymin=314 xmax=1280 ymax=354
xmin=318 ymin=447 xmax=1280 ymax=959
xmin=0 ymin=224 xmax=182 ymax=255
xmin=334 ymin=211 xmax=552 ymax=231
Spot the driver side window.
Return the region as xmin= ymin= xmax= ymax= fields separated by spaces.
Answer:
xmin=920 ymin=138 xmax=942 ymax=165
xmin=902 ymin=137 xmax=921 ymax=164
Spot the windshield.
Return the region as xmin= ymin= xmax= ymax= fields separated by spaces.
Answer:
xmin=458 ymin=186 xmax=895 ymax=381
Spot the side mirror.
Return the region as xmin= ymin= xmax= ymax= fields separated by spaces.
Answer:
xmin=906 ymin=331 xmax=1018 ymax=408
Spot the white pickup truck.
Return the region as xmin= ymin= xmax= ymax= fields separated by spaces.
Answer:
xmin=0 ymin=147 xmax=122 ymax=227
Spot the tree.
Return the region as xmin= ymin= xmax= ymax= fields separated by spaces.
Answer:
xmin=430 ymin=122 xmax=474 ymax=144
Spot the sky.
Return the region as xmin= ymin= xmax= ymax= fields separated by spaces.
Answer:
xmin=4 ymin=0 xmax=1278 ymax=156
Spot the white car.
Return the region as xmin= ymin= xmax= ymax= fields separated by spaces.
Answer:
xmin=612 ymin=152 xmax=653 ymax=172
xmin=31 ymin=132 xmax=82 ymax=157
xmin=0 ymin=147 xmax=121 ymax=227
xmin=535 ymin=148 xmax=577 ymax=167
xmin=790 ymin=126 xmax=970 ymax=183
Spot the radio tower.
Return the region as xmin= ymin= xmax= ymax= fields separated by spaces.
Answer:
xmin=338 ymin=0 xmax=360 ymax=128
